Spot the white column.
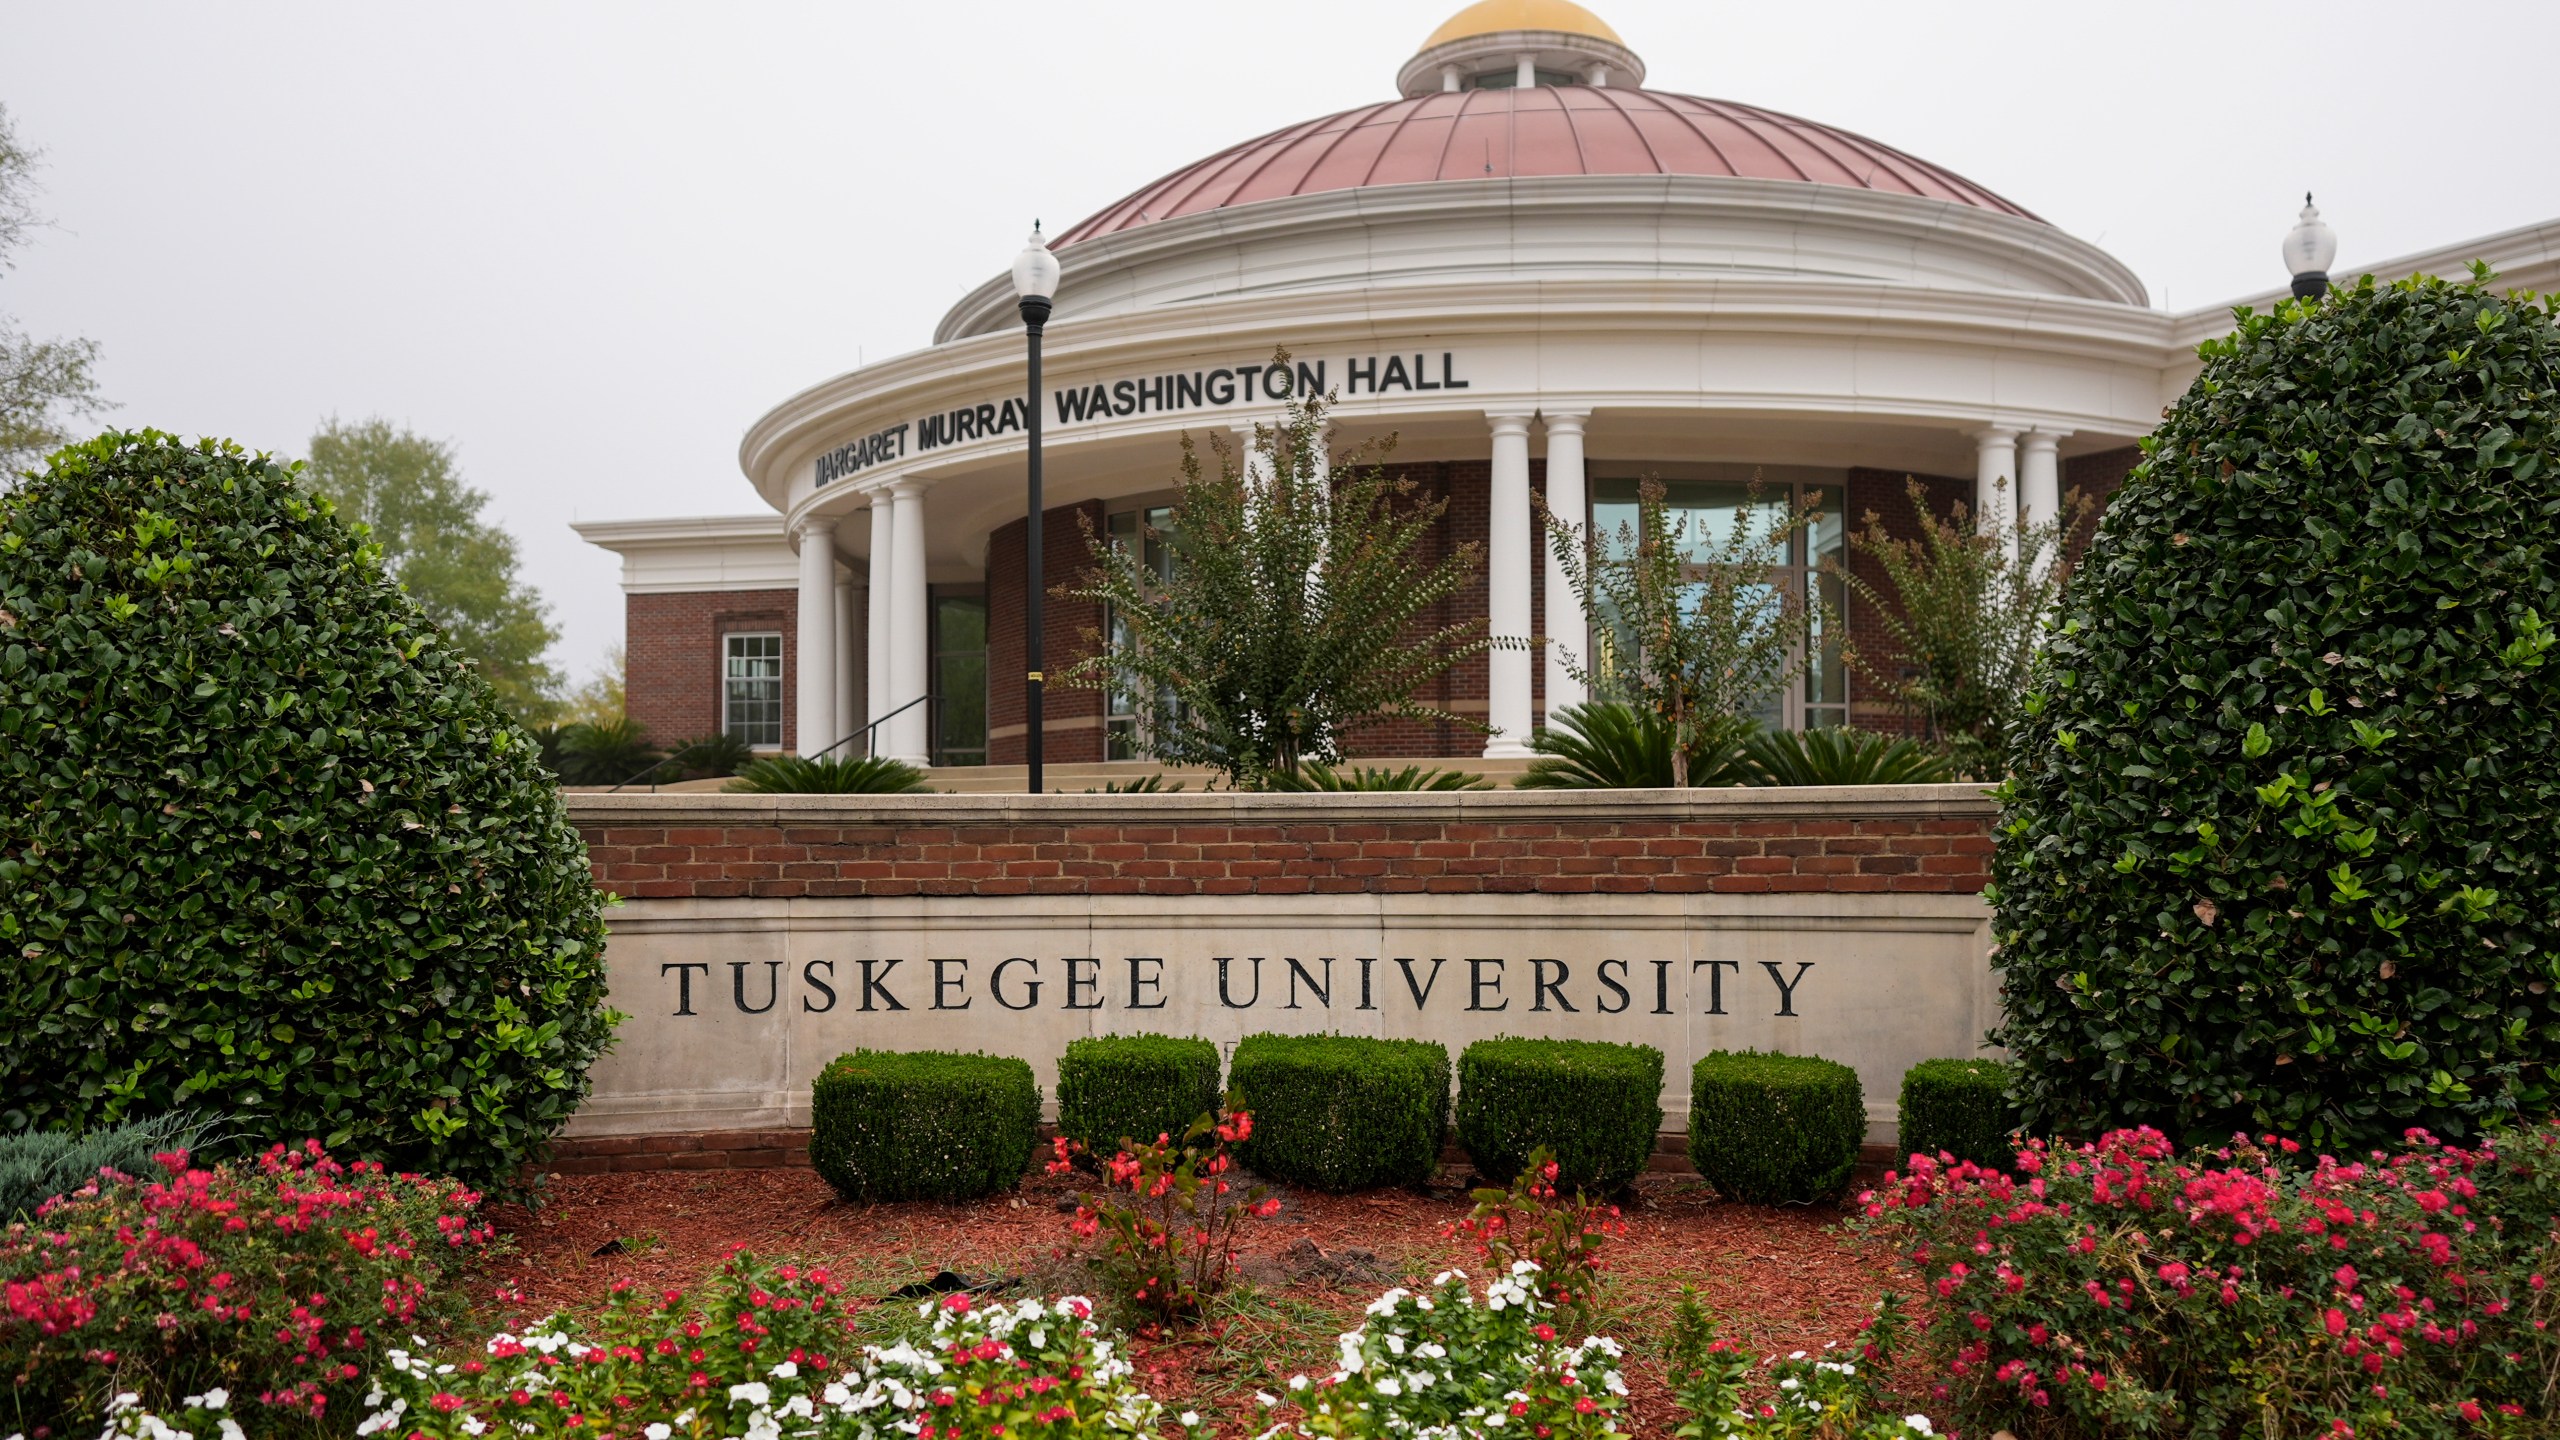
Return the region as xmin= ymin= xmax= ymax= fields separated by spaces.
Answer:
xmin=834 ymin=571 xmax=857 ymax=751
xmin=1970 ymin=426 xmax=2020 ymax=565
xmin=1514 ymin=53 xmax=1536 ymax=88
xmin=865 ymin=489 xmax=894 ymax=740
xmin=1540 ymin=411 xmax=1590 ymax=724
xmin=1587 ymin=63 xmax=1611 ymax=87
xmin=1484 ymin=412 xmax=1536 ymax=758
xmin=1441 ymin=63 xmax=1461 ymax=91
xmin=793 ymin=515 xmax=837 ymax=758
xmin=2018 ymin=430 xmax=2067 ymax=532
xmin=886 ymin=479 xmax=931 ymax=766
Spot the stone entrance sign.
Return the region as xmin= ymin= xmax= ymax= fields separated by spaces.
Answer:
xmin=564 ymin=787 xmax=1999 ymax=1147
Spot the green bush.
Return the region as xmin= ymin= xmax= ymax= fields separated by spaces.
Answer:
xmin=553 ymin=714 xmax=661 ymax=785
xmin=1687 ymin=1050 xmax=1864 ymax=1204
xmin=810 ymin=1049 xmax=1037 ymax=1201
xmin=1230 ymin=1033 xmax=1449 ymax=1191
xmin=1741 ymin=726 xmax=1955 ymax=785
xmin=1455 ymin=1037 xmax=1663 ymax=1191
xmin=1516 ymin=701 xmax=1753 ymax=789
xmin=0 ymin=432 xmax=615 ymax=1184
xmin=1993 ymin=273 xmax=2560 ymax=1150
xmin=1054 ymin=1033 xmax=1222 ymax=1152
xmin=0 ymin=1111 xmax=220 ymax=1220
xmin=1264 ymin=762 xmax=1489 ymax=792
xmin=1896 ymin=1057 xmax=2017 ymax=1168
xmin=725 ymin=752 xmax=931 ymax=794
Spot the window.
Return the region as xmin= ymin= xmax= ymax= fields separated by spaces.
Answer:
xmin=930 ymin=588 xmax=988 ymax=767
xmin=1588 ymin=468 xmax=1848 ymax=731
xmin=1103 ymin=503 xmax=1180 ymax=761
xmin=722 ymin=632 xmax=784 ymax=748
xmin=1469 ymin=68 xmax=1580 ymax=89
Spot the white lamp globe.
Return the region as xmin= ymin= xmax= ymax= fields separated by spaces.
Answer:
xmin=2283 ymin=194 xmax=2337 ymax=280
xmin=1012 ymin=224 xmax=1061 ymax=303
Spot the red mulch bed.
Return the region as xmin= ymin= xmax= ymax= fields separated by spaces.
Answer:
xmin=483 ymin=1164 xmax=1922 ymax=1435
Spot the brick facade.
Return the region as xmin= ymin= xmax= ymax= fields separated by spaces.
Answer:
xmin=987 ymin=500 xmax=1110 ymax=766
xmin=625 ymin=588 xmax=799 ymax=754
xmin=574 ymin=790 xmax=1992 ymax=900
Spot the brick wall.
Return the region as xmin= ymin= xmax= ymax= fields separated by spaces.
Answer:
xmin=987 ymin=500 xmax=1109 ymax=766
xmin=625 ymin=588 xmax=799 ymax=754
xmin=573 ymin=788 xmax=1993 ymax=900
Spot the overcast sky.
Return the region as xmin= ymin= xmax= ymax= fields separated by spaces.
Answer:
xmin=7 ymin=0 xmax=2558 ymax=686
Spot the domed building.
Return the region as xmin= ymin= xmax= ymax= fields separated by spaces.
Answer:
xmin=579 ymin=2 xmax=2560 ymax=778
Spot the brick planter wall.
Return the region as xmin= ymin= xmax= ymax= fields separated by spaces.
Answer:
xmin=571 ymin=787 xmax=1995 ymax=902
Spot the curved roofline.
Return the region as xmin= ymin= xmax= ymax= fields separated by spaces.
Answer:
xmin=1054 ymin=86 xmax=2038 ymax=249
xmin=933 ymin=171 xmax=2145 ymax=344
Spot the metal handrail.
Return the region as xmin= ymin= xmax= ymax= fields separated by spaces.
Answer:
xmin=605 ymin=693 xmax=939 ymax=792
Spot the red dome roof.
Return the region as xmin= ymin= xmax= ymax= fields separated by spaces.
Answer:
xmin=1057 ymin=87 xmax=2035 ymax=246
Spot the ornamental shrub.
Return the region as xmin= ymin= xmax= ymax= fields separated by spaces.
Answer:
xmin=1859 ymin=1124 xmax=2560 ymax=1437
xmin=1667 ymin=1290 xmax=1933 ymax=1440
xmin=809 ymin=1049 xmax=1038 ymax=1202
xmin=1897 ymin=1057 xmax=2019 ymax=1168
xmin=1455 ymin=1037 xmax=1663 ymax=1191
xmin=1255 ymin=1263 xmax=1631 ymax=1440
xmin=1992 ymin=274 xmax=2560 ymax=1149
xmin=1229 ymin=1033 xmax=1449 ymax=1192
xmin=361 ymin=1254 xmax=1185 ymax=1440
xmin=0 ymin=1139 xmax=492 ymax=1436
xmin=1687 ymin=1050 xmax=1864 ymax=1205
xmin=0 ymin=1110 xmax=219 ymax=1220
xmin=0 ymin=432 xmax=616 ymax=1183
xmin=1053 ymin=1033 xmax=1221 ymax=1152
xmin=1046 ymin=1104 xmax=1276 ymax=1325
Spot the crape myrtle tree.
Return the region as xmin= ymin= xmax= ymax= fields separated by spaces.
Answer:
xmin=1057 ymin=363 xmax=1509 ymax=787
xmin=1831 ymin=478 xmax=2086 ymax=779
xmin=1992 ymin=269 xmax=2560 ymax=1150
xmin=0 ymin=432 xmax=617 ymax=1183
xmin=1539 ymin=475 xmax=1821 ymax=786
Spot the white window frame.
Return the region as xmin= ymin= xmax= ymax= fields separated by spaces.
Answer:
xmin=721 ymin=631 xmax=785 ymax=750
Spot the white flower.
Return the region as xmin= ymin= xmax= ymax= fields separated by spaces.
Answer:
xmin=769 ymin=1360 xmax=800 ymax=1379
xmin=1375 ymin=1377 xmax=1404 ymax=1397
xmin=1256 ymin=1391 xmax=1280 ymax=1408
xmin=1290 ymin=1375 xmax=1310 ymax=1391
xmin=728 ymin=1380 xmax=772 ymax=1406
xmin=460 ymin=1422 xmax=487 ymax=1438
xmin=1904 ymin=1417 xmax=1935 ymax=1436
xmin=645 ymin=1426 xmax=673 ymax=1440
xmin=1179 ymin=1413 xmax=1200 ymax=1428
xmin=1779 ymin=1378 xmax=1800 ymax=1391
xmin=1789 ymin=1350 xmax=1808 ymax=1360
xmin=217 ymin=1422 xmax=245 ymax=1440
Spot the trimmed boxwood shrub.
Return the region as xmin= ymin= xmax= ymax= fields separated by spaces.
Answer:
xmin=1455 ymin=1037 xmax=1663 ymax=1191
xmin=1687 ymin=1049 xmax=1863 ymax=1204
xmin=1897 ymin=1057 xmax=2018 ymax=1168
xmin=809 ymin=1049 xmax=1037 ymax=1202
xmin=1994 ymin=273 xmax=2560 ymax=1150
xmin=1054 ymin=1033 xmax=1221 ymax=1152
xmin=1229 ymin=1033 xmax=1448 ymax=1192
xmin=0 ymin=433 xmax=614 ymax=1184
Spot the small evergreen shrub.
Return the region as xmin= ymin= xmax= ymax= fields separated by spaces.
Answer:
xmin=1995 ymin=274 xmax=2560 ymax=1150
xmin=1455 ymin=1037 xmax=1663 ymax=1191
xmin=1687 ymin=1050 xmax=1864 ymax=1204
xmin=1054 ymin=1033 xmax=1221 ymax=1152
xmin=725 ymin=753 xmax=931 ymax=793
xmin=809 ymin=1049 xmax=1037 ymax=1202
xmin=1897 ymin=1057 xmax=2018 ymax=1167
xmin=0 ymin=433 xmax=615 ymax=1184
xmin=1229 ymin=1033 xmax=1449 ymax=1191
xmin=0 ymin=1111 xmax=219 ymax=1220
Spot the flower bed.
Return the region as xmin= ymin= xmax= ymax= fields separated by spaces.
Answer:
xmin=0 ymin=1140 xmax=491 ymax=1435
xmin=1862 ymin=1122 xmax=2560 ymax=1438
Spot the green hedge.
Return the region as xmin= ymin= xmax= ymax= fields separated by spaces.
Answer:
xmin=1898 ymin=1058 xmax=2019 ymax=1169
xmin=1230 ymin=1034 xmax=1448 ymax=1192
xmin=1687 ymin=1050 xmax=1864 ymax=1205
xmin=0 ymin=432 xmax=614 ymax=1184
xmin=1455 ymin=1037 xmax=1663 ymax=1192
xmin=1055 ymin=1034 xmax=1222 ymax=1152
xmin=809 ymin=1050 xmax=1037 ymax=1202
xmin=1991 ymin=273 xmax=2560 ymax=1150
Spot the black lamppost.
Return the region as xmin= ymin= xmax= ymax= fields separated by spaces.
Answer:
xmin=1011 ymin=224 xmax=1061 ymax=794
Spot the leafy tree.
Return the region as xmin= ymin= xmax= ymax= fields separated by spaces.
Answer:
xmin=1994 ymin=271 xmax=2560 ymax=1149
xmin=1830 ymin=478 xmax=2083 ymax=778
xmin=1541 ymin=477 xmax=1821 ymax=786
xmin=1057 ymin=368 xmax=1508 ymax=787
xmin=301 ymin=417 xmax=562 ymax=720
xmin=0 ymin=431 xmax=616 ymax=1182
xmin=0 ymin=103 xmax=110 ymax=474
